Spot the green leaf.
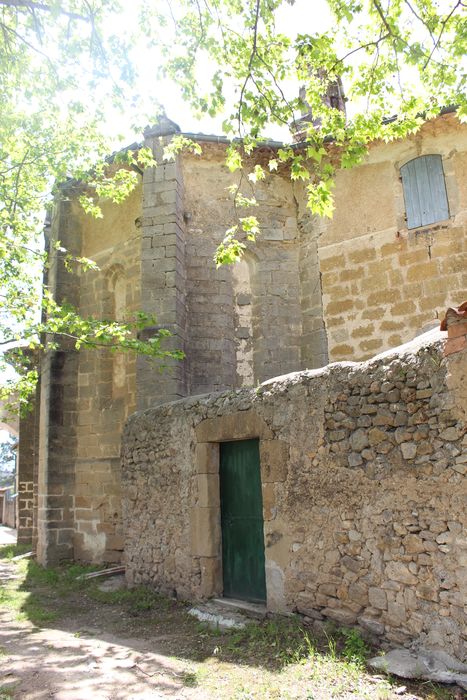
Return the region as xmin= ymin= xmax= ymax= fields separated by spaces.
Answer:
xmin=248 ymin=164 xmax=266 ymax=183
xmin=226 ymin=146 xmax=243 ymax=172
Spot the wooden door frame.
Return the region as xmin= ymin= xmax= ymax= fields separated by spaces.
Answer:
xmin=191 ymin=409 xmax=289 ymax=611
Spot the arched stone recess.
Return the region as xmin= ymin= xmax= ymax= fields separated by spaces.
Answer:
xmin=192 ymin=410 xmax=290 ymax=611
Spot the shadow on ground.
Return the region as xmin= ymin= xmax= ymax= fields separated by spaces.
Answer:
xmin=0 ymin=543 xmax=463 ymax=700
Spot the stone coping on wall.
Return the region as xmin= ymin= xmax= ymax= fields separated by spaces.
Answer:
xmin=126 ymin=327 xmax=448 ymax=427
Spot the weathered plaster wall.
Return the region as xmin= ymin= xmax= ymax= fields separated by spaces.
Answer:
xmin=122 ymin=328 xmax=466 ymax=660
xmin=316 ymin=114 xmax=467 ymax=362
xmin=295 ymin=181 xmax=328 ymax=369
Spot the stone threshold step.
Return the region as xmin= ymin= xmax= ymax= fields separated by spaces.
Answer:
xmin=189 ymin=598 xmax=267 ymax=630
xmin=211 ymin=597 xmax=267 ymax=619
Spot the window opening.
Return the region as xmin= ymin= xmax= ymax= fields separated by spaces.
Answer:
xmin=400 ymin=154 xmax=449 ymax=229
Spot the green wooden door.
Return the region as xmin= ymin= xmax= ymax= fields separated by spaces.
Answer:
xmin=220 ymin=439 xmax=266 ymax=603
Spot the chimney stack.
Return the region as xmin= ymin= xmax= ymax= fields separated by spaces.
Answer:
xmin=292 ymin=71 xmax=346 ymax=143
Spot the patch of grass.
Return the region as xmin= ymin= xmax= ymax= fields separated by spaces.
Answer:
xmin=0 ymin=549 xmax=462 ymax=700
xmin=224 ymin=617 xmax=319 ymax=669
xmin=88 ymin=584 xmax=171 ymax=615
xmin=0 ymin=578 xmax=57 ymax=626
xmin=231 ymin=688 xmax=259 ymax=700
xmin=1 ymin=547 xmax=183 ymax=630
xmin=0 ymin=553 xmax=98 ymax=626
xmin=181 ymin=670 xmax=198 ymax=687
xmin=416 ymin=682 xmax=459 ymax=700
xmin=17 ymin=601 xmax=57 ymax=625
xmin=22 ymin=560 xmax=100 ymax=594
xmin=204 ymin=618 xmax=461 ymax=700
xmin=0 ymin=583 xmax=28 ymax=612
xmin=22 ymin=560 xmax=61 ymax=588
xmin=0 ymin=543 xmax=31 ymax=560
xmin=340 ymin=626 xmax=370 ymax=665
xmin=0 ymin=685 xmax=18 ymax=700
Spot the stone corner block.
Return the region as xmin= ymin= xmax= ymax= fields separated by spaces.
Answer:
xmin=196 ymin=473 xmax=220 ymax=508
xmin=195 ymin=410 xmax=273 ymax=443
xmin=195 ymin=442 xmax=219 ymax=474
xmin=262 ymin=483 xmax=276 ymax=521
xmin=199 ymin=557 xmax=222 ymax=598
xmin=190 ymin=507 xmax=221 ymax=558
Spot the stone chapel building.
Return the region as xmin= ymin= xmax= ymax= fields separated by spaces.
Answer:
xmin=14 ymin=108 xmax=466 ymax=578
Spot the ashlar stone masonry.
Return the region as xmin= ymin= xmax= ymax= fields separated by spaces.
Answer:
xmin=122 ymin=326 xmax=466 ymax=661
xmin=17 ymin=111 xmax=467 ymax=569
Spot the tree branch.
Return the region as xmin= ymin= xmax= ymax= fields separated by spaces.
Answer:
xmin=237 ymin=0 xmax=261 ymax=135
xmin=0 ymin=337 xmax=31 ymax=349
xmin=332 ymin=33 xmax=390 ymax=69
xmin=365 ymin=31 xmax=382 ymax=112
xmin=0 ymin=19 xmax=58 ymax=72
xmin=403 ymin=0 xmax=436 ymax=46
xmin=256 ymin=52 xmax=296 ymax=127
xmin=0 ymin=0 xmax=89 ymax=22
xmin=423 ymin=0 xmax=462 ymax=69
xmin=371 ymin=0 xmax=446 ymax=68
xmin=371 ymin=0 xmax=395 ymax=36
xmin=249 ymin=73 xmax=290 ymax=125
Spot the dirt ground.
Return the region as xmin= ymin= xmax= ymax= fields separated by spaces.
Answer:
xmin=1 ymin=545 xmax=192 ymax=698
xmin=0 ymin=528 xmax=464 ymax=700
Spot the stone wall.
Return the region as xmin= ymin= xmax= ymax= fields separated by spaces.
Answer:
xmin=317 ymin=113 xmax=467 ymax=362
xmin=2 ymin=489 xmax=16 ymax=529
xmin=296 ymin=181 xmax=328 ymax=370
xmin=137 ymin=124 xmax=188 ymax=411
xmin=34 ymin=180 xmax=142 ymax=565
xmin=181 ymin=142 xmax=306 ymax=392
xmin=28 ymin=113 xmax=467 ymax=568
xmin=122 ymin=324 xmax=466 ymax=660
xmin=16 ymin=400 xmax=38 ymax=544
xmin=71 ymin=185 xmax=142 ymax=562
xmin=36 ymin=197 xmax=82 ymax=566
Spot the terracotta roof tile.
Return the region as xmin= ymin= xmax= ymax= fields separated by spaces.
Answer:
xmin=440 ymin=301 xmax=467 ymax=331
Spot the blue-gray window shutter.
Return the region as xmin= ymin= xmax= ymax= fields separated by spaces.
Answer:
xmin=400 ymin=154 xmax=450 ymax=229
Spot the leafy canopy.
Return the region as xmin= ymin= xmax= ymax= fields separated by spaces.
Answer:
xmin=153 ymin=0 xmax=466 ymax=263
xmin=0 ymin=0 xmax=178 ymax=413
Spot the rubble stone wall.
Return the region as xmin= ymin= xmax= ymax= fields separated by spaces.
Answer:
xmin=122 ymin=329 xmax=466 ymax=660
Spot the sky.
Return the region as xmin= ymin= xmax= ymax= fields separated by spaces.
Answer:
xmin=108 ymin=0 xmax=334 ymax=144
xmin=115 ymin=0 xmax=466 ymax=150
